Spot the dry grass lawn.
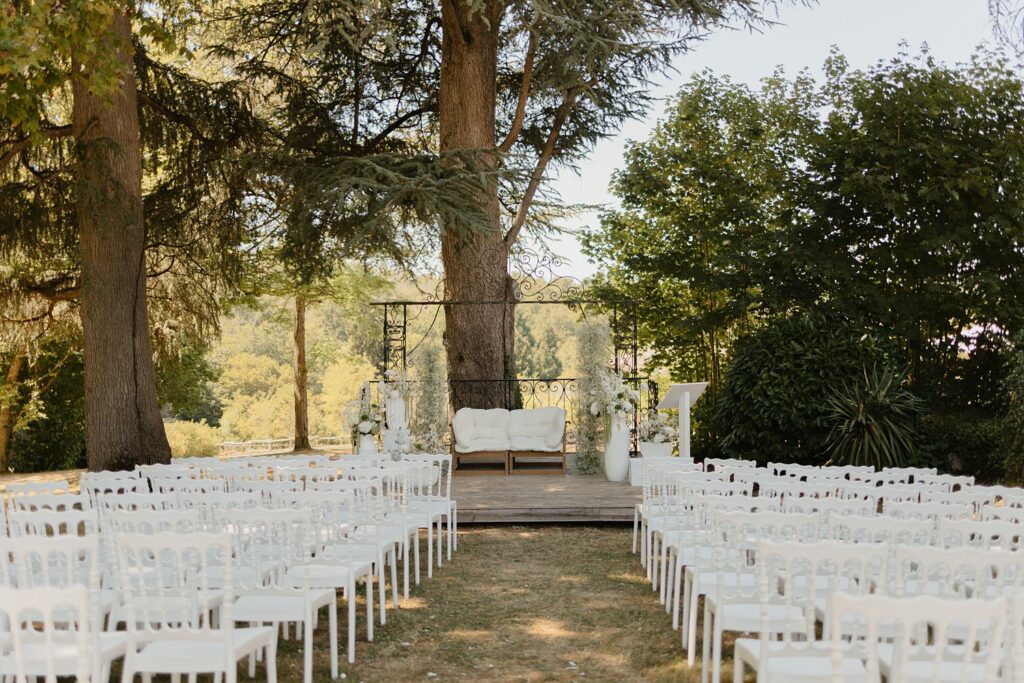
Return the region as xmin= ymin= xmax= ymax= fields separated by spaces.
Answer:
xmin=273 ymin=525 xmax=724 ymax=683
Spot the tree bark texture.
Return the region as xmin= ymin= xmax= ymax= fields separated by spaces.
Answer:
xmin=0 ymin=350 xmax=27 ymax=473
xmin=293 ymin=293 xmax=311 ymax=451
xmin=439 ymin=0 xmax=518 ymax=410
xmin=73 ymin=10 xmax=171 ymax=471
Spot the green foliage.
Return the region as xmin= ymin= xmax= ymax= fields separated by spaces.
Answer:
xmin=574 ymin=318 xmax=611 ymax=474
xmin=165 ymin=420 xmax=223 ymax=458
xmin=411 ymin=342 xmax=448 ymax=453
xmin=714 ymin=314 xmax=898 ymax=464
xmin=916 ymin=412 xmax=1007 ymax=483
xmin=156 ymin=338 xmax=221 ymax=424
xmin=823 ymin=365 xmax=924 ymax=469
xmin=1002 ymin=337 xmax=1024 ymax=482
xmin=586 ymin=48 xmax=1024 ymax=424
xmin=7 ymin=340 xmax=86 ymax=473
xmin=584 ymin=69 xmax=812 ymax=385
xmin=516 ymin=317 xmax=563 ymax=379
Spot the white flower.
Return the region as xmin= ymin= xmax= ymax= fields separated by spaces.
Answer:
xmin=358 ymin=420 xmax=373 ymax=434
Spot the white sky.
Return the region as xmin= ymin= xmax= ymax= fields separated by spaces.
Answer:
xmin=547 ymin=0 xmax=996 ymax=277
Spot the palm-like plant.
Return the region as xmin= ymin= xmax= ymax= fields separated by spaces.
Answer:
xmin=824 ymin=364 xmax=924 ymax=469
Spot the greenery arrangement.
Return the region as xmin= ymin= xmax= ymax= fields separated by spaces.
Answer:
xmin=823 ymin=365 xmax=925 ymax=470
xmin=575 ymin=319 xmax=612 ymax=474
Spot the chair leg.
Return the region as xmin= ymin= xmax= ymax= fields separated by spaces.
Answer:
xmin=701 ymin=600 xmax=712 ymax=683
xmin=427 ymin=521 xmax=434 ymax=578
xmin=414 ymin=533 xmax=421 ymax=585
xmin=632 ymin=507 xmax=640 ymax=553
xmin=377 ymin=550 xmax=387 ymax=625
xmin=712 ymin=618 xmax=724 ymax=683
xmin=329 ymin=599 xmax=339 ymax=680
xmin=366 ymin=575 xmax=374 ymax=642
xmin=403 ymin=538 xmax=411 ymax=599
xmin=447 ymin=511 xmax=453 ymax=560
xmin=390 ymin=547 xmax=399 ymax=609
xmin=266 ymin=635 xmax=278 ymax=683
xmin=672 ymin=555 xmax=684 ymax=630
xmin=436 ymin=518 xmax=443 ymax=567
xmin=304 ymin=616 xmax=314 ymax=683
xmin=347 ymin=579 xmax=357 ymax=664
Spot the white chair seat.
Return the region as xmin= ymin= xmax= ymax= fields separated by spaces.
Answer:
xmin=287 ymin=561 xmax=374 ymax=589
xmin=131 ymin=626 xmax=274 ymax=673
xmin=734 ymin=638 xmax=867 ymax=683
xmin=708 ymin=599 xmax=807 ymax=633
xmin=232 ymin=589 xmax=335 ymax=623
xmin=0 ymin=632 xmax=127 ymax=676
xmin=876 ymin=643 xmax=995 ymax=682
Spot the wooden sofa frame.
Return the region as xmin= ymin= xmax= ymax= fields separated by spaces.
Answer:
xmin=450 ymin=429 xmax=567 ymax=476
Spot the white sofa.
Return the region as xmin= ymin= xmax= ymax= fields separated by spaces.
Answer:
xmin=451 ymin=406 xmax=566 ymax=475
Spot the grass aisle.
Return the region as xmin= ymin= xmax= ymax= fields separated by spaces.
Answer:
xmin=306 ymin=525 xmax=704 ymax=683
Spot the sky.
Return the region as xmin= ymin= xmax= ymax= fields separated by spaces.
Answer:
xmin=547 ymin=0 xmax=997 ymax=278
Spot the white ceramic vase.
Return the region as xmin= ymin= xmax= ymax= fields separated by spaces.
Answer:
xmin=357 ymin=433 xmax=378 ymax=456
xmin=604 ymin=414 xmax=630 ymax=482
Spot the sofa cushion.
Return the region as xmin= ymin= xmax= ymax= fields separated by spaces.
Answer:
xmin=508 ymin=407 xmax=565 ymax=452
xmin=452 ymin=408 xmax=510 ymax=453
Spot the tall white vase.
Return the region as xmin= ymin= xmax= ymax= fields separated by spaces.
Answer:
xmin=604 ymin=414 xmax=630 ymax=482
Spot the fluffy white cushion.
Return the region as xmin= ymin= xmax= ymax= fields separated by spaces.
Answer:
xmin=508 ymin=407 xmax=565 ymax=452
xmin=452 ymin=408 xmax=510 ymax=453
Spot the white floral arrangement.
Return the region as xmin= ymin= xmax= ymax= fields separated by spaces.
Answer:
xmin=378 ymin=368 xmax=410 ymax=402
xmin=638 ymin=411 xmax=676 ymax=444
xmin=589 ymin=371 xmax=639 ymax=420
xmin=345 ymin=384 xmax=382 ymax=439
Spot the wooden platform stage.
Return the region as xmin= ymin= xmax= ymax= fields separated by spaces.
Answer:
xmin=452 ymin=474 xmax=641 ymax=523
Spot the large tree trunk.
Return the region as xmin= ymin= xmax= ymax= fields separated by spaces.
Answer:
xmin=0 ymin=349 xmax=27 ymax=473
xmin=439 ymin=0 xmax=517 ymax=411
xmin=73 ymin=10 xmax=171 ymax=471
xmin=293 ymin=293 xmax=311 ymax=451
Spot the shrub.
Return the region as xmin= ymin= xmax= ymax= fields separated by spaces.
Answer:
xmin=7 ymin=341 xmax=86 ymax=474
xmin=824 ymin=365 xmax=924 ymax=469
xmin=917 ymin=412 xmax=1006 ymax=483
xmin=713 ymin=313 xmax=898 ymax=464
xmin=575 ymin=318 xmax=612 ymax=473
xmin=165 ymin=420 xmax=223 ymax=458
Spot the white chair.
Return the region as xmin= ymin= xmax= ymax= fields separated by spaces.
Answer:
xmin=7 ymin=492 xmax=89 ymax=513
xmin=699 ymin=516 xmax=820 ymax=683
xmin=116 ymin=531 xmax=278 ymax=682
xmin=681 ymin=510 xmax=819 ymax=671
xmin=938 ymin=518 xmax=1024 ymax=551
xmin=403 ymin=453 xmax=458 ymax=567
xmin=220 ymin=508 xmax=338 ymax=683
xmin=0 ymin=535 xmax=124 ymax=676
xmin=4 ymin=480 xmax=71 ymax=497
xmin=284 ymin=492 xmax=377 ymax=664
xmin=0 ymin=584 xmax=126 ymax=682
xmin=6 ymin=508 xmax=100 ymax=537
xmin=883 ymin=500 xmax=973 ymax=522
xmin=732 ymin=542 xmax=887 ymax=683
xmin=828 ymin=513 xmax=934 ymax=545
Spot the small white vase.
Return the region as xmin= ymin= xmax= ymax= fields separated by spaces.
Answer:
xmin=638 ymin=441 xmax=674 ymax=459
xmin=604 ymin=415 xmax=630 ymax=482
xmin=357 ymin=433 xmax=378 ymax=456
